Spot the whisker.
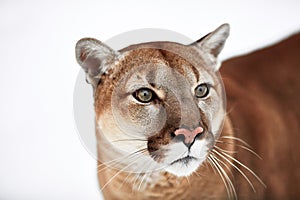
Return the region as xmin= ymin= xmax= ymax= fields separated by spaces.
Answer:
xmin=137 ymin=159 xmax=157 ymax=192
xmin=213 ymin=149 xmax=255 ymax=192
xmin=225 ymin=105 xmax=236 ymax=116
xmin=110 ymin=138 xmax=148 ymax=143
xmin=119 ymin=164 xmax=152 ymax=191
xmin=132 ymin=173 xmax=142 ymax=191
xmin=236 ymin=145 xmax=262 ymax=160
xmin=137 ymin=173 xmax=148 ymax=191
xmin=134 ymin=153 xmax=165 ymax=192
xmin=211 ymin=153 xmax=235 ymax=179
xmin=219 ymin=136 xmax=251 ymax=147
xmin=210 ymin=154 xmax=237 ymax=200
xmin=118 ymin=170 xmax=133 ymax=190
xmin=208 ymin=155 xmax=233 ymax=200
xmin=213 ymin=150 xmax=256 ymax=193
xmin=185 ymin=175 xmax=191 ymax=186
xmin=101 ymin=153 xmax=147 ymax=191
xmin=98 ymin=147 xmax=147 ymax=168
xmin=133 ymin=162 xmax=152 ymax=191
xmin=193 ymin=171 xmax=203 ymax=177
xmin=98 ymin=158 xmax=128 ymax=174
xmin=214 ymin=145 xmax=238 ymax=154
xmin=216 ymin=140 xmax=262 ymax=160
xmin=205 ymin=159 xmax=217 ymax=175
xmin=135 ymin=153 xmax=161 ymax=191
xmin=219 ymin=148 xmax=266 ymax=188
xmin=98 ymin=148 xmax=148 ymax=174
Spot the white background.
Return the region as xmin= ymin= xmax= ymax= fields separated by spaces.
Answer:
xmin=0 ymin=0 xmax=299 ymax=199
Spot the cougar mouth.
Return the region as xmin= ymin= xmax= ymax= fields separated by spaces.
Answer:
xmin=170 ymin=155 xmax=197 ymax=165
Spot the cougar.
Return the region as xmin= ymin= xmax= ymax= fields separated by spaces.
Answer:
xmin=75 ymin=24 xmax=300 ymax=199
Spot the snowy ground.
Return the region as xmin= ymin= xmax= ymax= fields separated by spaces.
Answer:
xmin=0 ymin=0 xmax=299 ymax=199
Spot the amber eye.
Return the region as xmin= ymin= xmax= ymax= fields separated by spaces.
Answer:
xmin=195 ymin=83 xmax=210 ymax=98
xmin=134 ymin=88 xmax=154 ymax=103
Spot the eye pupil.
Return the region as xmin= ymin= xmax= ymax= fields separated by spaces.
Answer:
xmin=135 ymin=88 xmax=153 ymax=103
xmin=195 ymin=84 xmax=209 ymax=98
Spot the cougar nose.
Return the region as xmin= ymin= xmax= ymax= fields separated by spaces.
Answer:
xmin=174 ymin=127 xmax=204 ymax=147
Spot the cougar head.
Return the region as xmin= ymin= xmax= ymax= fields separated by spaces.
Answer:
xmin=75 ymin=24 xmax=229 ymax=177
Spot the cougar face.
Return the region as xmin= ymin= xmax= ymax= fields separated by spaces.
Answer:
xmin=76 ymin=24 xmax=229 ymax=177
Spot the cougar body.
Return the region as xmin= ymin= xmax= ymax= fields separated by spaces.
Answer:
xmin=75 ymin=25 xmax=300 ymax=199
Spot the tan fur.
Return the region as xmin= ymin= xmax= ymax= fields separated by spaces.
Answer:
xmin=76 ymin=26 xmax=300 ymax=199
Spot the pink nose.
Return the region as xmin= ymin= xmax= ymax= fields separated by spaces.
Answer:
xmin=174 ymin=127 xmax=204 ymax=144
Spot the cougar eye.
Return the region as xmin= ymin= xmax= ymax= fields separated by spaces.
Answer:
xmin=133 ymin=88 xmax=154 ymax=103
xmin=195 ymin=83 xmax=209 ymax=98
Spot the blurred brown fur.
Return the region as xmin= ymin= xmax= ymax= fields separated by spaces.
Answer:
xmin=221 ymin=33 xmax=300 ymax=199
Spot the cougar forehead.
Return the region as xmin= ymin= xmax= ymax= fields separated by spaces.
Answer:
xmin=94 ymin=47 xmax=220 ymax=116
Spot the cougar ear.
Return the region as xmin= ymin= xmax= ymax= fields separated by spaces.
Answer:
xmin=75 ymin=38 xmax=119 ymax=86
xmin=191 ymin=23 xmax=230 ymax=71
